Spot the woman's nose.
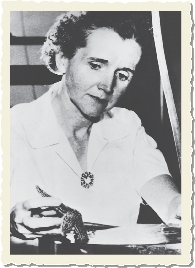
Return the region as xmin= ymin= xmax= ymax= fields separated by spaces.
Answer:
xmin=97 ymin=73 xmax=115 ymax=95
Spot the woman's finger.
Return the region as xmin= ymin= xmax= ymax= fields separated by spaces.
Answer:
xmin=14 ymin=209 xmax=31 ymax=223
xmin=22 ymin=216 xmax=62 ymax=229
xmin=35 ymin=228 xmax=62 ymax=235
xmin=16 ymin=224 xmax=42 ymax=238
xmin=23 ymin=197 xmax=61 ymax=210
xmin=24 ymin=234 xmax=43 ymax=239
xmin=40 ymin=210 xmax=58 ymax=216
xmin=13 ymin=222 xmax=61 ymax=239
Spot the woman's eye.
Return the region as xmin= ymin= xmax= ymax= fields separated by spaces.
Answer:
xmin=116 ymin=71 xmax=130 ymax=81
xmin=89 ymin=62 xmax=102 ymax=70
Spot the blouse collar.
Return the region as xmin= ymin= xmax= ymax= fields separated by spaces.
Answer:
xmin=23 ymin=83 xmax=134 ymax=149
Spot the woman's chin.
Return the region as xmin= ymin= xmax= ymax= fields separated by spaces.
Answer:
xmin=80 ymin=107 xmax=106 ymax=120
xmin=84 ymin=106 xmax=114 ymax=121
xmin=82 ymin=111 xmax=102 ymax=122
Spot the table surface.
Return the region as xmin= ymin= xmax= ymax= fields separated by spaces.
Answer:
xmin=11 ymin=224 xmax=181 ymax=255
xmin=84 ymin=225 xmax=181 ymax=254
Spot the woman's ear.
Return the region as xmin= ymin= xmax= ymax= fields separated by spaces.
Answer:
xmin=55 ymin=52 xmax=68 ymax=75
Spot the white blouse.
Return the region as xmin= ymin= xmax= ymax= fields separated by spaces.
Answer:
xmin=11 ymin=82 xmax=170 ymax=227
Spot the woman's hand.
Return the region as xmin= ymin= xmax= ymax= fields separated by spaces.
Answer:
xmin=140 ymin=175 xmax=181 ymax=226
xmin=167 ymin=195 xmax=181 ymax=226
xmin=10 ymin=197 xmax=63 ymax=240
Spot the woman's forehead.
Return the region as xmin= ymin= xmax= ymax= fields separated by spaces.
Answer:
xmin=77 ymin=28 xmax=142 ymax=68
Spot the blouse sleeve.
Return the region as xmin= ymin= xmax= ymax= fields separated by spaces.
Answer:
xmin=133 ymin=126 xmax=171 ymax=194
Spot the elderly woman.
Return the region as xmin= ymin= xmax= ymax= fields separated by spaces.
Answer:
xmin=10 ymin=11 xmax=181 ymax=243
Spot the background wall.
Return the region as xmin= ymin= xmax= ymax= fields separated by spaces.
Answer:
xmin=10 ymin=11 xmax=63 ymax=106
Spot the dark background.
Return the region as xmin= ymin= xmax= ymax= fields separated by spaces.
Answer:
xmin=118 ymin=12 xmax=181 ymax=189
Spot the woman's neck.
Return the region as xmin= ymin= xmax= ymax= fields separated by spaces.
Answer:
xmin=52 ymin=80 xmax=93 ymax=139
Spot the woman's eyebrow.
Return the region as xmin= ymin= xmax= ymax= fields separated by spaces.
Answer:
xmin=88 ymin=57 xmax=108 ymax=64
xmin=88 ymin=58 xmax=135 ymax=73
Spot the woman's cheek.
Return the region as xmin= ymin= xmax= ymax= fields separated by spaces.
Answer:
xmin=115 ymin=83 xmax=128 ymax=97
xmin=108 ymin=90 xmax=124 ymax=108
xmin=80 ymin=71 xmax=100 ymax=89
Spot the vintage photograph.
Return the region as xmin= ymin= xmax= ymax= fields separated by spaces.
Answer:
xmin=7 ymin=7 xmax=190 ymax=261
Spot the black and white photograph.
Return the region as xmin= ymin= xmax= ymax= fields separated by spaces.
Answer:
xmin=3 ymin=3 xmax=191 ymax=264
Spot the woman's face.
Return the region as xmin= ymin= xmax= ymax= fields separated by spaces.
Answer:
xmin=64 ymin=28 xmax=142 ymax=118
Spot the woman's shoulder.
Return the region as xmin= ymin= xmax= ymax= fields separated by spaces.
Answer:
xmin=10 ymin=82 xmax=59 ymax=118
xmin=10 ymin=89 xmax=51 ymax=122
xmin=107 ymin=107 xmax=141 ymax=128
xmin=11 ymin=102 xmax=30 ymax=115
xmin=101 ymin=108 xmax=142 ymax=141
xmin=11 ymin=103 xmax=30 ymax=127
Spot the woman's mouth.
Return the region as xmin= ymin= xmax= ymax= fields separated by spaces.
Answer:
xmin=90 ymin=95 xmax=109 ymax=104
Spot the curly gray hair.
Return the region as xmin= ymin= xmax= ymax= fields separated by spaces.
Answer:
xmin=41 ymin=11 xmax=153 ymax=75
